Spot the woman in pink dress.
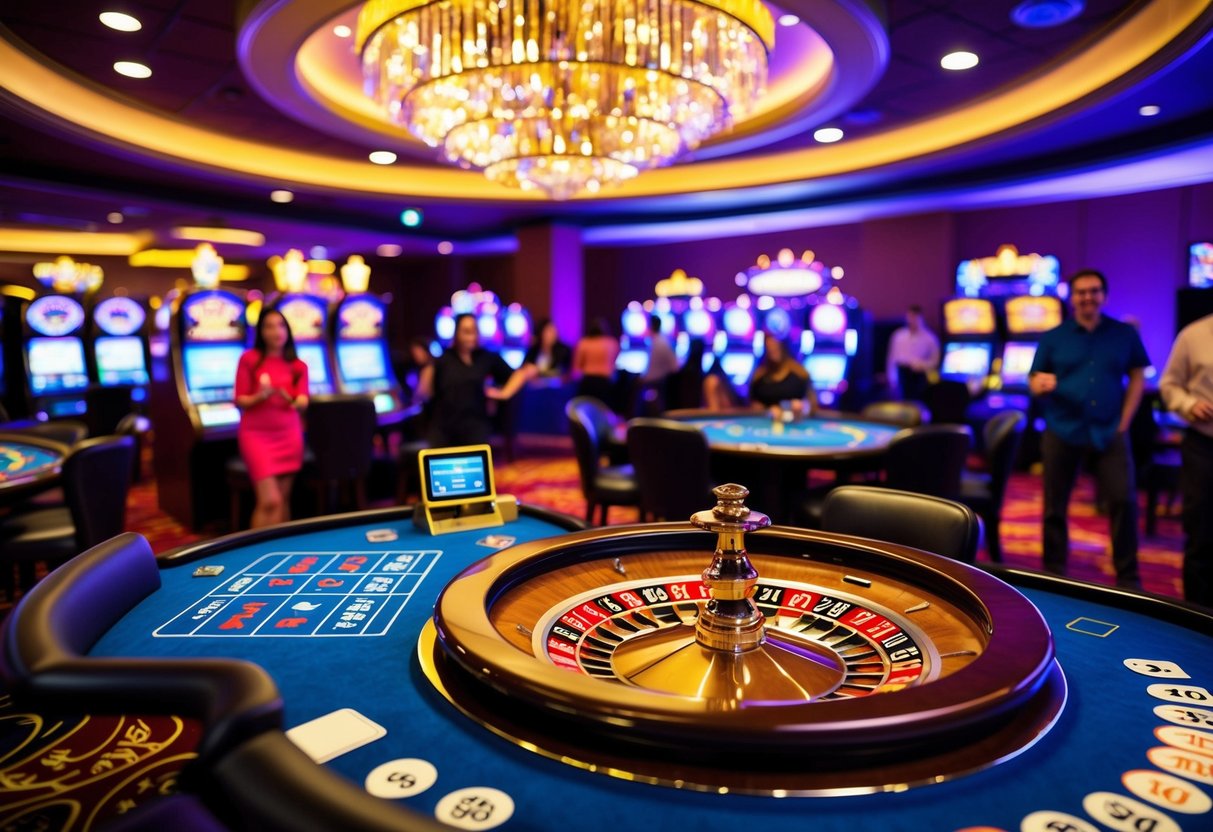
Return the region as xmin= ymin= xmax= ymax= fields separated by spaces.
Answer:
xmin=234 ymin=307 xmax=308 ymax=528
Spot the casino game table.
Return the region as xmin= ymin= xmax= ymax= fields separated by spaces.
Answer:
xmin=0 ymin=430 xmax=68 ymax=505
xmin=4 ymin=503 xmax=1213 ymax=832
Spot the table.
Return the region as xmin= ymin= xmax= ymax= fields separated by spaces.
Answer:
xmin=0 ymin=431 xmax=68 ymax=505
xmin=665 ymin=410 xmax=901 ymax=519
xmin=6 ymin=507 xmax=1212 ymax=832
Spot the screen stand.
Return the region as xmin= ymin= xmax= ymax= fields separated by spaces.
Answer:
xmin=413 ymin=495 xmax=518 ymax=536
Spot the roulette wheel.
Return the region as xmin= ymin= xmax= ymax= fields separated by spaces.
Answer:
xmin=425 ymin=484 xmax=1066 ymax=795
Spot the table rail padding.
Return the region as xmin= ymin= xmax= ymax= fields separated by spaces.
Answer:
xmin=0 ymin=531 xmax=284 ymax=762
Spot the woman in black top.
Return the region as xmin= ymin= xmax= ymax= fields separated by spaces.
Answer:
xmin=523 ymin=318 xmax=572 ymax=378
xmin=748 ymin=332 xmax=817 ymax=417
xmin=418 ymin=313 xmax=535 ymax=446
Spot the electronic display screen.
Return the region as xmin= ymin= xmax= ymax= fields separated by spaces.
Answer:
xmin=27 ymin=337 xmax=88 ymax=392
xmin=615 ymin=349 xmax=649 ymax=375
xmin=805 ymin=353 xmax=848 ymax=389
xmin=1005 ymin=296 xmax=1062 ymax=334
xmin=95 ymin=336 xmax=149 ymax=385
xmin=183 ymin=344 xmax=244 ymax=397
xmin=423 ymin=448 xmax=492 ymax=503
xmin=337 ymin=342 xmax=388 ymax=381
xmin=940 ymin=342 xmax=993 ymax=379
xmin=1190 ymin=242 xmax=1213 ymax=288
xmin=1000 ymin=342 xmax=1038 ymax=387
xmin=943 ymin=299 xmax=996 ymax=335
xmin=295 ymin=343 xmax=330 ymax=385
xmin=719 ymin=352 xmax=755 ymax=386
xmin=94 ymin=297 xmax=146 ymax=336
xmin=500 ymin=348 xmax=526 ymax=370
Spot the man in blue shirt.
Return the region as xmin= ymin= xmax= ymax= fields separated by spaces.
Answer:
xmin=1029 ymin=269 xmax=1149 ymax=587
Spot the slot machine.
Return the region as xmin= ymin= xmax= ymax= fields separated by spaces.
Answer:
xmin=276 ymin=293 xmax=336 ymax=397
xmin=23 ymin=293 xmax=90 ymax=419
xmin=333 ymin=293 xmax=406 ymax=425
xmin=150 ymin=287 xmax=249 ymax=529
xmin=938 ymin=298 xmax=998 ymax=390
xmin=90 ymin=295 xmax=151 ymax=404
xmin=713 ymin=297 xmax=759 ymax=389
xmin=500 ymin=303 xmax=532 ymax=370
xmin=998 ymin=295 xmax=1064 ymax=399
xmin=616 ymin=301 xmax=651 ymax=376
xmin=804 ymin=287 xmax=870 ymax=409
xmin=681 ymin=297 xmax=718 ymax=373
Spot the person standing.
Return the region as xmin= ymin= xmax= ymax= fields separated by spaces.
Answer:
xmin=1159 ymin=313 xmax=1213 ymax=606
xmin=571 ymin=318 xmax=620 ymax=408
xmin=418 ymin=313 xmax=534 ymax=447
xmin=235 ymin=307 xmax=309 ymax=529
xmin=524 ymin=318 xmax=572 ymax=378
xmin=1028 ymin=269 xmax=1149 ymax=587
xmin=641 ymin=314 xmax=679 ymax=386
xmin=886 ymin=304 xmax=940 ymax=402
xmin=749 ymin=332 xmax=817 ymax=418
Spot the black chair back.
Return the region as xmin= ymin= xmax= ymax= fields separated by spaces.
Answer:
xmin=85 ymin=385 xmax=134 ymax=437
xmin=884 ymin=424 xmax=972 ymax=500
xmin=63 ymin=434 xmax=136 ymax=551
xmin=23 ymin=419 xmax=88 ymax=448
xmin=860 ymin=400 xmax=928 ymax=427
xmin=306 ymin=395 xmax=378 ymax=481
xmin=626 ymin=418 xmax=714 ymax=521
xmin=923 ymin=380 xmax=971 ymax=425
xmin=982 ymin=410 xmax=1026 ymax=502
xmin=565 ymin=399 xmax=605 ymax=496
xmin=821 ymin=485 xmax=983 ymax=563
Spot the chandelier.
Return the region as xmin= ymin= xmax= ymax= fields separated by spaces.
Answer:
xmin=355 ymin=0 xmax=773 ymax=199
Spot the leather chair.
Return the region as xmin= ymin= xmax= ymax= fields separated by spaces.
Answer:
xmin=565 ymin=398 xmax=641 ymax=524
xmin=20 ymin=419 xmax=88 ymax=447
xmin=305 ymin=395 xmax=378 ymax=515
xmin=884 ymin=424 xmax=972 ymax=500
xmin=85 ymin=385 xmax=134 ymax=437
xmin=958 ymin=410 xmax=1026 ymax=562
xmin=821 ymin=485 xmax=984 ymax=563
xmin=567 ymin=395 xmax=628 ymax=465
xmin=0 ymin=434 xmax=136 ymax=599
xmin=860 ymin=400 xmax=929 ymax=428
xmin=626 ymin=418 xmax=715 ymax=521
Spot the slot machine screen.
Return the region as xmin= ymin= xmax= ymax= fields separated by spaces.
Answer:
xmin=804 ymin=354 xmax=847 ymax=389
xmin=27 ymin=337 xmax=88 ymax=392
xmin=500 ymin=348 xmax=526 ymax=370
xmin=1005 ymin=296 xmax=1062 ymax=334
xmin=183 ymin=344 xmax=244 ymax=402
xmin=719 ymin=352 xmax=755 ymax=387
xmin=940 ymin=342 xmax=993 ymax=379
xmin=337 ymin=342 xmax=388 ymax=383
xmin=615 ymin=349 xmax=649 ymax=375
xmin=295 ymin=343 xmax=332 ymax=395
xmin=1190 ymin=242 xmax=1213 ymax=288
xmin=1000 ymin=342 xmax=1038 ymax=387
xmin=422 ymin=447 xmax=493 ymax=503
xmin=95 ymin=336 xmax=149 ymax=385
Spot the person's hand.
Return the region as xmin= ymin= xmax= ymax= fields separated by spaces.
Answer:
xmin=767 ymin=404 xmax=782 ymax=420
xmin=1030 ymin=372 xmax=1057 ymax=396
xmin=1191 ymin=399 xmax=1213 ymax=422
xmin=485 ymin=386 xmax=505 ymax=401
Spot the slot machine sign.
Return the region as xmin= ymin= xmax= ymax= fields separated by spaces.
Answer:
xmin=94 ymin=297 xmax=146 ymax=336
xmin=338 ymin=297 xmax=385 ymax=340
xmin=278 ymin=296 xmax=327 ymax=340
xmin=182 ymin=291 xmax=245 ymax=342
xmin=27 ymin=296 xmax=85 ymax=337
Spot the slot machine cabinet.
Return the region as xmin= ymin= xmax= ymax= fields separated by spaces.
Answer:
xmin=150 ymin=288 xmax=248 ymax=530
xmin=23 ymin=293 xmax=90 ymax=420
xmin=275 ymin=293 xmax=336 ymax=397
xmin=90 ymin=295 xmax=152 ymax=406
xmin=332 ymin=293 xmax=407 ymax=426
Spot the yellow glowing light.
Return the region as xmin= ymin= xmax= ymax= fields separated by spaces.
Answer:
xmin=355 ymin=0 xmax=772 ymax=198
xmin=655 ymin=268 xmax=705 ymax=298
xmin=340 ymin=254 xmax=371 ymax=292
xmin=100 ymin=12 xmax=142 ymax=32
xmin=190 ymin=244 xmax=223 ymax=288
xmin=0 ymin=229 xmax=148 ymax=256
xmin=171 ymin=226 xmax=267 ymax=247
xmin=270 ymin=249 xmax=309 ymax=292
xmin=114 ymin=61 xmax=152 ymax=79
xmin=270 ymin=189 xmax=295 ymax=203
xmin=33 ymin=256 xmax=104 ymax=294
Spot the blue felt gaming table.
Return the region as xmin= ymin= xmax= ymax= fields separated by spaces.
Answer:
xmin=74 ymin=503 xmax=1213 ymax=832
xmin=0 ymin=431 xmax=67 ymax=504
xmin=675 ymin=412 xmax=900 ymax=462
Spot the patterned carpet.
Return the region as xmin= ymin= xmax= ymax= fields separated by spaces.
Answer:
xmin=125 ymin=435 xmax=1187 ymax=600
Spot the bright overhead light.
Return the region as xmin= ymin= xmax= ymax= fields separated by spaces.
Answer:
xmin=437 ymin=241 xmax=454 ymax=255
xmin=400 ymin=209 xmax=423 ymax=227
xmin=376 ymin=244 xmax=403 ymax=257
xmin=107 ymin=212 xmax=124 ymax=224
xmin=813 ymin=127 xmax=844 ymax=144
xmin=100 ymin=12 xmax=142 ymax=32
xmin=778 ymin=14 xmax=800 ymax=26
xmin=172 ymin=226 xmax=266 ymax=246
xmin=368 ymin=150 xmax=398 ymax=165
xmin=941 ymin=51 xmax=979 ymax=71
xmin=113 ymin=61 xmax=152 ymax=79
xmin=333 ymin=24 xmax=352 ymax=38
xmin=270 ymin=190 xmax=295 ymax=203
xmin=1138 ymin=104 xmax=1161 ymax=117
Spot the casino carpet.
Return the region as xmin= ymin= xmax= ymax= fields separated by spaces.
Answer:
xmin=0 ymin=437 xmax=1190 ymax=829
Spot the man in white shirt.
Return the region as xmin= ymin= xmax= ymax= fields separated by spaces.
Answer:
xmin=886 ymin=305 xmax=941 ymax=401
xmin=642 ymin=314 xmax=678 ymax=384
xmin=1159 ymin=312 xmax=1213 ymax=607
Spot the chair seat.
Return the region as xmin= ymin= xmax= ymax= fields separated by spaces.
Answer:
xmin=0 ymin=506 xmax=76 ymax=560
xmin=594 ymin=464 xmax=641 ymax=498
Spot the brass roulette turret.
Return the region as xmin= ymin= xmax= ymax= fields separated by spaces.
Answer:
xmin=423 ymin=484 xmax=1066 ymax=794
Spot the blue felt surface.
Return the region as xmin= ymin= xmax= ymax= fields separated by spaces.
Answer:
xmin=90 ymin=519 xmax=1213 ymax=831
xmin=686 ymin=416 xmax=898 ymax=450
xmin=0 ymin=441 xmax=60 ymax=481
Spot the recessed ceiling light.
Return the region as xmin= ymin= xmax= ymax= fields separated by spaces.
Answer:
xmin=333 ymin=24 xmax=352 ymax=38
xmin=400 ymin=209 xmax=423 ymax=227
xmin=813 ymin=127 xmax=844 ymax=144
xmin=113 ymin=61 xmax=152 ymax=79
xmin=778 ymin=14 xmax=800 ymax=27
xmin=369 ymin=150 xmax=398 ymax=165
xmin=376 ymin=244 xmax=403 ymax=257
xmin=309 ymin=246 xmax=328 ymax=259
xmin=107 ymin=212 xmax=124 ymax=224
xmin=941 ymin=51 xmax=979 ymax=71
xmin=99 ymin=12 xmax=142 ymax=32
xmin=437 ymin=241 xmax=454 ymax=255
xmin=1011 ymin=0 xmax=1085 ymax=29
xmin=1138 ymin=104 xmax=1161 ymax=117
xmin=270 ymin=190 xmax=295 ymax=203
